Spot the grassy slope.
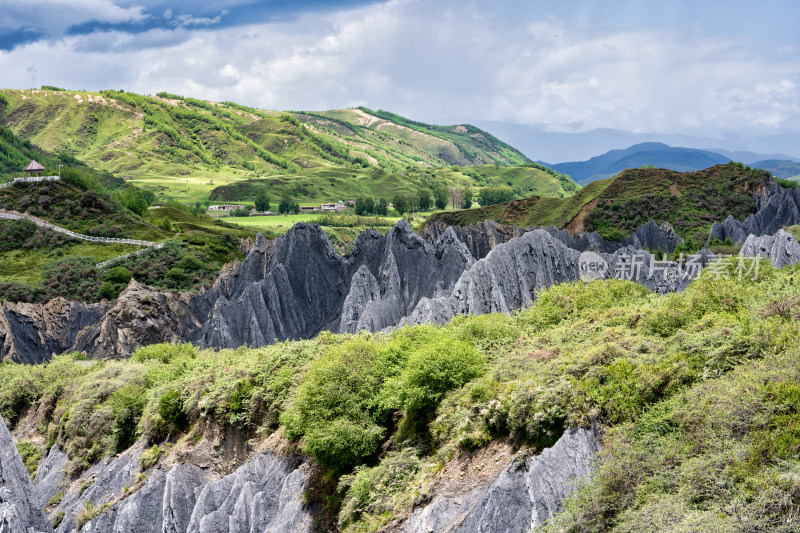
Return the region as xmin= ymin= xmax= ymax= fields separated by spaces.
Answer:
xmin=208 ymin=164 xmax=576 ymax=205
xmin=0 ymin=180 xmax=257 ymax=293
xmin=430 ymin=177 xmax=613 ymax=229
xmin=428 ymin=164 xmax=771 ymax=242
xmin=0 ymin=179 xmax=165 ymax=240
xmin=0 ymin=90 xmax=577 ymax=205
xmin=2 ymin=258 xmax=799 ymax=531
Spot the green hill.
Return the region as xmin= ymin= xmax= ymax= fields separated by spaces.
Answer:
xmin=428 ymin=163 xmax=772 ymax=243
xmin=0 ymin=89 xmax=578 ymax=205
xmin=209 ymin=163 xmax=578 ymax=205
xmin=0 ymin=174 xmax=257 ymax=302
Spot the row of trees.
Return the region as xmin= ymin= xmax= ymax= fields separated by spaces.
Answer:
xmin=248 ymin=183 xmax=504 ymax=219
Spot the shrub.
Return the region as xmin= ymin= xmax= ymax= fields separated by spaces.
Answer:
xmin=105 ymin=266 xmax=133 ymax=285
xmin=139 ymin=444 xmax=162 ymax=471
xmin=41 ymin=255 xmax=100 ymax=301
xmin=391 ymin=338 xmax=485 ymax=414
xmin=15 ymin=441 xmax=42 ymax=479
xmin=107 ymin=384 xmax=146 ymax=454
xmin=165 ymin=267 xmax=188 ymax=286
xmin=477 ymin=185 xmax=515 ymax=206
xmin=97 ymin=282 xmax=117 ymax=300
xmin=76 ymin=500 xmax=98 ymax=529
xmin=157 ymin=389 xmax=188 ymax=430
xmin=131 ymin=342 xmax=196 ymax=364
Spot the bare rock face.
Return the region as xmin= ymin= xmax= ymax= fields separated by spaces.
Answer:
xmin=740 ymin=229 xmax=800 ymax=268
xmin=420 ymin=219 xmax=530 ymax=260
xmin=51 ymin=444 xmax=145 ymax=533
xmin=403 ymin=428 xmax=600 ymax=533
xmin=36 ymin=445 xmax=312 ymax=533
xmin=191 ymin=221 xmax=474 ymax=348
xmin=89 ymin=280 xmax=201 ymax=358
xmin=610 ymin=220 xmax=682 ymax=254
xmin=0 ymin=415 xmax=52 ymax=533
xmin=709 ymin=186 xmax=800 ymax=244
xmin=0 ymin=299 xmax=109 ymax=364
xmin=32 ymin=445 xmax=68 ymax=513
xmin=403 ymin=230 xmax=581 ymax=326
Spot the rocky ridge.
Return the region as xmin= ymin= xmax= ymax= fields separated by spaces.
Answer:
xmin=2 ymin=185 xmax=800 ymax=364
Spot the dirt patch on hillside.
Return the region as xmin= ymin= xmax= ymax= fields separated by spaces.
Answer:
xmin=351 ymin=108 xmax=383 ymax=127
xmin=107 ymin=128 xmax=143 ymax=149
xmin=565 ymin=197 xmax=600 ymax=236
xmin=428 ymin=439 xmax=515 ymax=498
xmin=669 ymin=183 xmax=682 ymax=197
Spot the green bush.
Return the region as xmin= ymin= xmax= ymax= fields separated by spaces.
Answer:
xmin=15 ymin=441 xmax=42 ymax=479
xmin=131 ymin=342 xmax=196 ymax=364
xmin=139 ymin=444 xmax=162 ymax=471
xmin=157 ymin=389 xmax=188 ymax=430
xmin=97 ymin=281 xmax=118 ymax=300
xmin=41 ymin=255 xmax=101 ymax=301
xmin=107 ymin=384 xmax=146 ymax=453
xmin=105 ymin=266 xmax=133 ymax=285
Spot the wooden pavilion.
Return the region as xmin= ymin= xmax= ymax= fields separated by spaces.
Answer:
xmin=23 ymin=160 xmax=45 ymax=177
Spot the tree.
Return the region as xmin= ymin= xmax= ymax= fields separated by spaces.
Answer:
xmin=278 ymin=195 xmax=300 ymax=214
xmin=449 ymin=187 xmax=464 ymax=210
xmin=477 ymin=186 xmax=515 ymax=207
xmin=392 ymin=195 xmax=408 ymax=216
xmin=416 ymin=189 xmax=433 ymax=211
xmin=463 ymin=186 xmax=473 ymax=209
xmin=376 ymin=198 xmax=388 ymax=216
xmin=433 ymin=187 xmax=448 ymax=210
xmin=255 ymin=192 xmax=270 ymax=212
xmin=355 ymin=197 xmax=373 ymax=216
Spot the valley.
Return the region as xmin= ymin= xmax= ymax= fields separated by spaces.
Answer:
xmin=2 ymin=89 xmax=800 ymax=533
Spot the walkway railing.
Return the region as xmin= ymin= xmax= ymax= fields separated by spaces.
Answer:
xmin=0 ymin=209 xmax=164 ymax=267
xmin=0 ymin=175 xmax=61 ymax=189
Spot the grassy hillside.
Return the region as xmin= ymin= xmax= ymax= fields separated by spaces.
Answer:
xmin=209 ymin=163 xmax=578 ymax=205
xmin=429 ymin=163 xmax=772 ymax=243
xmin=0 ymin=175 xmax=258 ymax=302
xmin=2 ymin=258 xmax=799 ymax=531
xmin=0 ymin=89 xmax=576 ymax=205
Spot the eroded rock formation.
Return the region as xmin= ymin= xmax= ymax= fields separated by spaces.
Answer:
xmin=0 ymin=415 xmax=52 ymax=533
xmin=402 ymin=428 xmax=600 ymax=532
xmin=2 ymin=179 xmax=800 ymax=363
xmin=709 ymin=186 xmax=800 ymax=244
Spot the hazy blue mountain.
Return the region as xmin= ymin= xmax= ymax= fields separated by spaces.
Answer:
xmin=473 ymin=121 xmax=800 ymax=164
xmin=751 ymin=159 xmax=800 ymax=180
xmin=545 ymin=142 xmax=729 ymax=185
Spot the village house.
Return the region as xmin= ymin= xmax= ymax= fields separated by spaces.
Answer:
xmin=208 ymin=204 xmax=247 ymax=212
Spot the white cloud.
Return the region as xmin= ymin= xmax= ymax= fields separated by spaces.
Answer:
xmin=0 ymin=0 xmax=797 ymax=141
xmin=0 ymin=0 xmax=147 ymax=35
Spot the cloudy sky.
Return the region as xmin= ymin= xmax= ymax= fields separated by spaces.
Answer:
xmin=1 ymin=0 xmax=798 ymax=159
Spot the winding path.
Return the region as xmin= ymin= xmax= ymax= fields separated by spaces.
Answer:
xmin=0 ymin=209 xmax=164 ymax=267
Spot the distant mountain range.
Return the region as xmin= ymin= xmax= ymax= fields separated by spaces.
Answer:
xmin=541 ymin=142 xmax=800 ymax=185
xmin=474 ymin=121 xmax=800 ymax=164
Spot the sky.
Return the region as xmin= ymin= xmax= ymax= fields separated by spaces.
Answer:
xmin=0 ymin=0 xmax=798 ymax=160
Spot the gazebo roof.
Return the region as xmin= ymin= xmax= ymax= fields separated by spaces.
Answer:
xmin=23 ymin=160 xmax=45 ymax=172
